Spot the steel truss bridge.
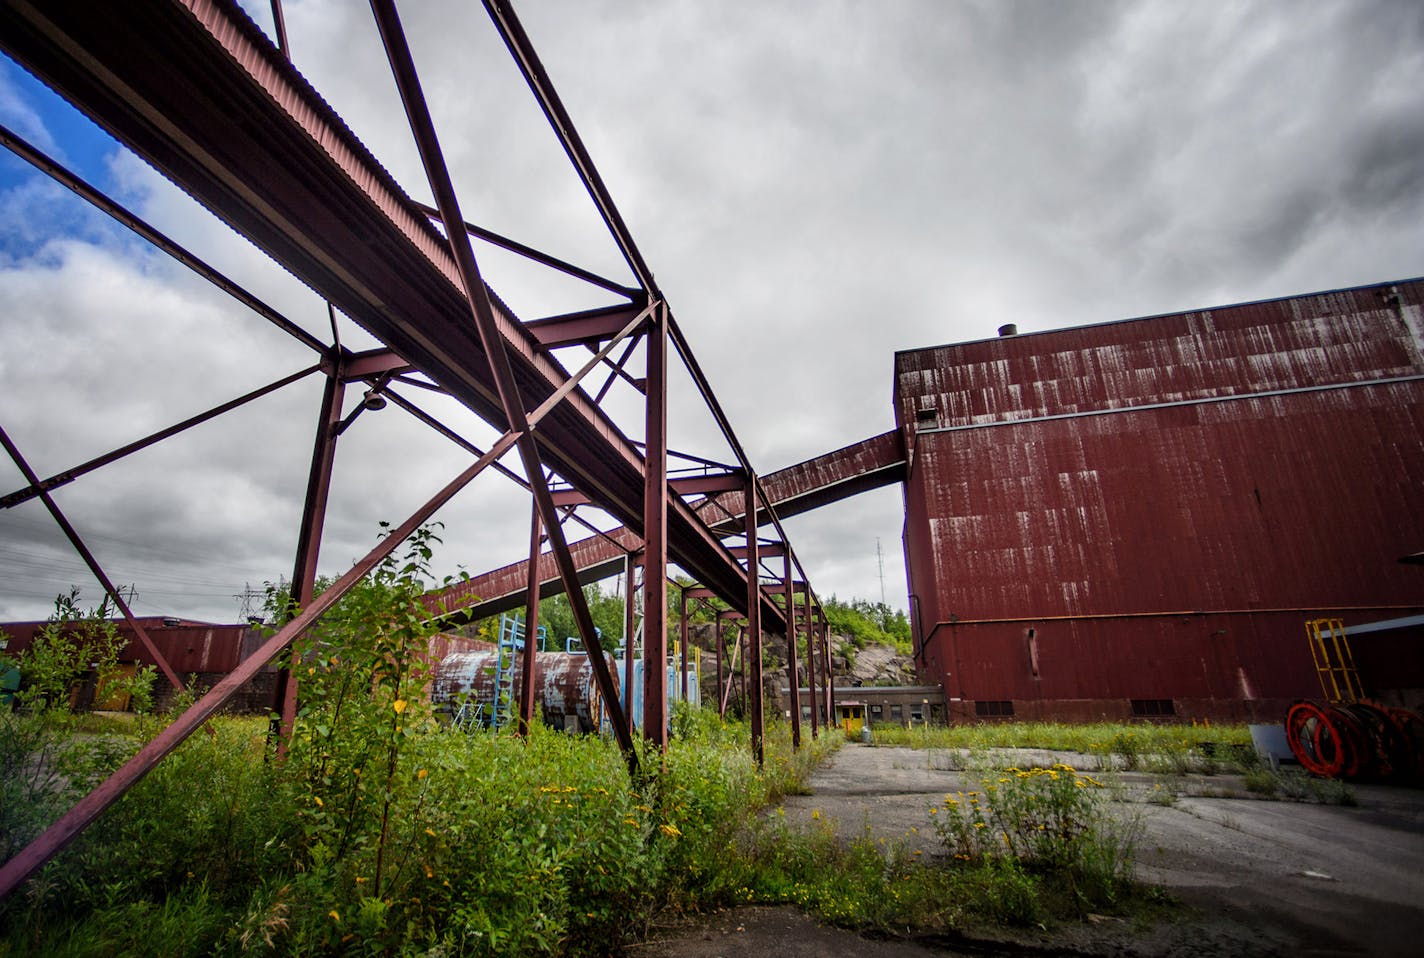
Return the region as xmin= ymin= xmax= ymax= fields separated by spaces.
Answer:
xmin=0 ymin=0 xmax=905 ymax=896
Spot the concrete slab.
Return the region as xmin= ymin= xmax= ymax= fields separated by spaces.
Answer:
xmin=768 ymin=744 xmax=1424 ymax=956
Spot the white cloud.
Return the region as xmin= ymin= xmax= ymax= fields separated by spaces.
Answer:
xmin=2 ymin=0 xmax=1421 ymax=623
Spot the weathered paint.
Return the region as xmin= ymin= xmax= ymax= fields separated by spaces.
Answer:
xmin=0 ymin=619 xmax=253 ymax=674
xmin=430 ymin=650 xmax=618 ymax=733
xmin=430 ymin=431 xmax=905 ymax=623
xmin=900 ymin=279 xmax=1424 ymax=719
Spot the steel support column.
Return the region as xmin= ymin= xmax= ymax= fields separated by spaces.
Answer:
xmin=370 ymin=0 xmax=634 ymax=766
xmin=518 ymin=503 xmax=541 ymax=735
xmin=784 ymin=547 xmax=801 ymax=749
xmin=745 ymin=480 xmax=763 ymax=766
xmin=822 ymin=619 xmax=835 ymax=729
xmin=642 ymin=303 xmax=668 ymax=749
xmin=272 ymin=362 xmax=345 ymax=748
xmin=806 ymin=594 xmax=819 ymax=739
xmin=0 ymin=425 xmax=184 ymax=692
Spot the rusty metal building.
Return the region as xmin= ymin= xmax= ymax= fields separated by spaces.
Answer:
xmin=895 ymin=279 xmax=1424 ymax=722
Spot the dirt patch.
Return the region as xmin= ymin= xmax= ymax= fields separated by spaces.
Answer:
xmin=640 ymin=744 xmax=1424 ymax=956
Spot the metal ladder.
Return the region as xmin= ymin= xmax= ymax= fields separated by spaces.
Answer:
xmin=1304 ymin=617 xmax=1363 ymax=704
xmin=488 ymin=613 xmax=548 ymax=729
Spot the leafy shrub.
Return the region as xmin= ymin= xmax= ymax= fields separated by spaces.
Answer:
xmin=823 ymin=596 xmax=911 ymax=653
xmin=931 ymin=764 xmax=1138 ymax=911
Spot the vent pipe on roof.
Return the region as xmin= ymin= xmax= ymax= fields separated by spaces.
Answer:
xmin=997 ymin=323 xmax=1018 ymax=337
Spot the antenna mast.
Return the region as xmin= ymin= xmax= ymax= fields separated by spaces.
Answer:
xmin=876 ymin=537 xmax=886 ymax=606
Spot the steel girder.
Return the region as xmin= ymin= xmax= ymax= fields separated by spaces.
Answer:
xmin=0 ymin=0 xmax=787 ymax=633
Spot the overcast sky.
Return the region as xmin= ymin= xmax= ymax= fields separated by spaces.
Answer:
xmin=1 ymin=0 xmax=1421 ymax=626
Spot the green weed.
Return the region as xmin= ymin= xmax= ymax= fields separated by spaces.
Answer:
xmin=931 ymin=763 xmax=1139 ymax=913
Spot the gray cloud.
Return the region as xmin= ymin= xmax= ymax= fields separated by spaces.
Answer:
xmin=2 ymin=0 xmax=1421 ymax=623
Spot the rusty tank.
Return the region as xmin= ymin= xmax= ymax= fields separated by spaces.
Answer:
xmin=430 ymin=649 xmax=619 ymax=733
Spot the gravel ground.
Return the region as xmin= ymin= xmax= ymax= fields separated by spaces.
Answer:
xmin=638 ymin=743 xmax=1424 ymax=957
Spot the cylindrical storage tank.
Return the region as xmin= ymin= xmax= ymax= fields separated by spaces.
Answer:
xmin=430 ymin=650 xmax=618 ymax=733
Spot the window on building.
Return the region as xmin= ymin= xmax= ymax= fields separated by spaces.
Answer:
xmin=915 ymin=407 xmax=938 ymax=428
xmin=1130 ymin=698 xmax=1175 ymax=717
xmin=801 ymin=706 xmax=812 ymax=720
xmin=910 ymin=706 xmax=924 ymax=721
xmin=974 ymin=700 xmax=1015 ymax=718
xmin=890 ymin=704 xmax=903 ymax=721
xmin=870 ymin=704 xmax=883 ymax=717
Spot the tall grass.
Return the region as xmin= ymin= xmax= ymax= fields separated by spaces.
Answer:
xmin=0 ymin=709 xmax=837 ymax=957
xmin=873 ymin=720 xmax=1253 ymax=773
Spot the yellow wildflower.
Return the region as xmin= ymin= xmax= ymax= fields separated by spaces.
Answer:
xmin=313 ymin=796 xmax=324 ymax=808
xmin=659 ymin=823 xmax=682 ymax=837
xmin=329 ymin=910 xmax=340 ymax=921
xmin=393 ymin=699 xmax=408 ymax=714
xmin=811 ymin=809 xmax=821 ymax=820
xmin=417 ymin=768 xmax=428 ymax=780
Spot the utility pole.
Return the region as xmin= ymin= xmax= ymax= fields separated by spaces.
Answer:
xmin=876 ymin=537 xmax=886 ymax=607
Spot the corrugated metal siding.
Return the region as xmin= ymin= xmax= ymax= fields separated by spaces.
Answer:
xmin=896 ymin=280 xmax=1424 ymax=430
xmin=901 ymin=280 xmax=1424 ymax=715
xmin=930 ymin=611 xmax=1424 ymax=722
xmin=909 ymin=381 xmax=1424 ymax=620
xmin=0 ymin=621 xmax=254 ymax=673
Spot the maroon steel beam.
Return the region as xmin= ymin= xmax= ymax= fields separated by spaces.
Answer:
xmin=784 ymin=547 xmax=801 ymax=749
xmin=0 ymin=430 xmax=519 ymax=899
xmin=267 ymin=0 xmax=288 ymax=56
xmin=390 ymin=374 xmax=445 ymax=394
xmin=643 ymin=302 xmax=669 ymax=749
xmin=412 ymin=200 xmax=638 ymax=301
xmin=525 ymin=303 xmax=649 ymax=350
xmin=805 ymin=587 xmax=819 ymax=739
xmin=342 ymin=349 xmax=412 ymax=381
xmin=387 ymin=387 xmax=654 ymax=567
xmin=822 ymin=620 xmax=835 ymax=729
xmin=0 ymin=425 xmax=185 ymax=693
xmin=369 ymin=0 xmax=634 ymax=764
xmin=0 ymin=121 xmax=326 ymax=356
xmin=738 ymin=624 xmax=750 ymax=718
xmin=481 ymin=0 xmax=656 ymax=297
xmin=550 ymin=489 xmax=590 ymax=508
xmin=527 ymin=303 xmax=655 ymax=427
xmin=272 ymin=363 xmax=346 ymax=747
xmin=0 ymin=2 xmax=785 ymax=639
xmin=518 ymin=503 xmax=541 ymax=736
xmin=728 ymin=542 xmax=786 ymax=559
xmin=759 ymin=579 xmax=808 ymax=593
xmin=592 ymin=334 xmax=644 ymax=404
xmin=0 ymin=363 xmax=320 ymax=510
xmin=745 ymin=480 xmax=764 ymax=765
xmin=669 ymin=473 xmax=745 ymax=497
